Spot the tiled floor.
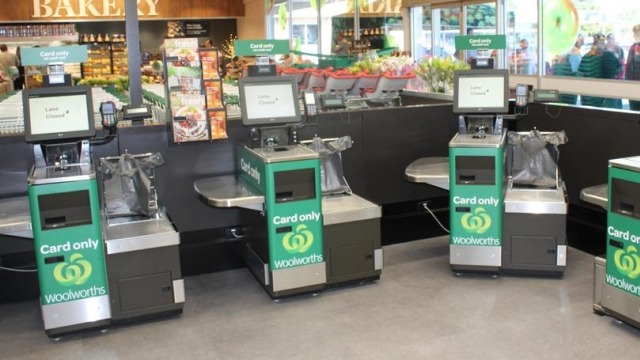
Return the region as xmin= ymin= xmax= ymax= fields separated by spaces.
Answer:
xmin=1 ymin=236 xmax=639 ymax=359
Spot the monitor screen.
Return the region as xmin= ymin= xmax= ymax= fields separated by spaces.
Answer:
xmin=23 ymin=86 xmax=95 ymax=143
xmin=239 ymin=76 xmax=301 ymax=126
xmin=453 ymin=69 xmax=509 ymax=114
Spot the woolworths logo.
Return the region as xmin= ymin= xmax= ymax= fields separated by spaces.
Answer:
xmin=461 ymin=207 xmax=492 ymax=234
xmin=282 ymin=224 xmax=314 ymax=254
xmin=53 ymin=253 xmax=92 ymax=286
xmin=614 ymin=245 xmax=640 ymax=279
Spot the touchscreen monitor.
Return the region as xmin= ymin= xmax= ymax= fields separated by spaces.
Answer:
xmin=23 ymin=85 xmax=95 ymax=143
xmin=453 ymin=69 xmax=509 ymax=114
xmin=238 ymin=76 xmax=301 ymax=126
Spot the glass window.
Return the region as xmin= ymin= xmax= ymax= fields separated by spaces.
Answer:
xmin=539 ymin=0 xmax=640 ymax=110
xmin=433 ymin=5 xmax=460 ymax=59
xmin=410 ymin=6 xmax=432 ymax=60
xmin=268 ymin=0 xmax=404 ymax=65
xmin=505 ymin=0 xmax=538 ymax=75
xmin=291 ymin=0 xmax=319 ymax=55
xmin=268 ymin=0 xmax=291 ymax=41
xmin=464 ymin=2 xmax=497 ymax=63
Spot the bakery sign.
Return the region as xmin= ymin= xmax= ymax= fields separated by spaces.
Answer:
xmin=32 ymin=0 xmax=160 ymax=18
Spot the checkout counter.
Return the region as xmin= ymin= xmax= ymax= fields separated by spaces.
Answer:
xmin=583 ymin=156 xmax=640 ymax=329
xmin=20 ymin=84 xmax=183 ymax=338
xmin=193 ymin=75 xmax=382 ymax=299
xmin=405 ymin=69 xmax=568 ymax=276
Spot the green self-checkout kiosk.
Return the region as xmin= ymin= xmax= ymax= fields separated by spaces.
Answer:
xmin=194 ymin=75 xmax=382 ymax=298
xmin=24 ymin=85 xmax=184 ymax=338
xmin=592 ymin=156 xmax=640 ymax=328
xmin=449 ymin=69 xmax=508 ymax=273
xmin=24 ymin=86 xmax=111 ymax=337
xmin=407 ymin=69 xmax=568 ymax=276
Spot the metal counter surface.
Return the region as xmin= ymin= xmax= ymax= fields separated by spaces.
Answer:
xmin=322 ymin=193 xmax=381 ymax=226
xmin=610 ymin=156 xmax=640 ymax=173
xmin=193 ymin=175 xmax=264 ymax=211
xmin=194 ymin=175 xmax=381 ymax=225
xmin=103 ymin=210 xmax=179 ymax=255
xmin=580 ymin=183 xmax=608 ymax=210
xmin=449 ymin=132 xmax=506 ymax=148
xmin=248 ymin=145 xmax=319 ymax=164
xmin=28 ymin=164 xmax=95 ymax=185
xmin=504 ymin=186 xmax=567 ymax=214
xmin=404 ymin=157 xmax=449 ymax=190
xmin=0 ymin=196 xmax=32 ymax=238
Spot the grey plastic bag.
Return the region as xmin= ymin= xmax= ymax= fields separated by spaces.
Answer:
xmin=99 ymin=152 xmax=165 ymax=217
xmin=507 ymin=130 xmax=567 ymax=188
xmin=307 ymin=136 xmax=352 ymax=196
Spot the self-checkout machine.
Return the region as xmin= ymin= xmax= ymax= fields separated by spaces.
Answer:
xmin=24 ymin=85 xmax=111 ymax=337
xmin=448 ymin=69 xmax=509 ymax=274
xmin=21 ymin=45 xmax=111 ymax=337
xmin=587 ymin=157 xmax=640 ymax=328
xmin=225 ymin=74 xmax=327 ymax=298
xmin=193 ymin=41 xmax=382 ymax=296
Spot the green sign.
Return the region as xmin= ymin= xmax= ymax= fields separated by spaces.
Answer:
xmin=606 ymin=165 xmax=640 ymax=298
xmin=455 ymin=35 xmax=506 ymax=50
xmin=28 ymin=179 xmax=109 ymax=306
xmin=21 ymin=45 xmax=88 ymax=66
xmin=236 ymin=146 xmax=324 ymax=271
xmin=449 ymin=148 xmax=504 ymax=248
xmin=234 ymin=39 xmax=290 ymax=56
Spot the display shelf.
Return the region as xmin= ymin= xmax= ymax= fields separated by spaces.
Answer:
xmin=81 ymin=41 xmax=128 ymax=78
xmin=0 ymin=34 xmax=78 ymax=47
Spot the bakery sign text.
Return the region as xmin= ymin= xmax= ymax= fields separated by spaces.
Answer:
xmin=32 ymin=0 xmax=160 ymax=18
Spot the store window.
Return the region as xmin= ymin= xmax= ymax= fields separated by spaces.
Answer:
xmin=433 ymin=6 xmax=460 ymax=59
xmin=464 ymin=2 xmax=497 ymax=63
xmin=268 ymin=0 xmax=291 ymax=42
xmin=538 ymin=0 xmax=640 ymax=110
xmin=505 ymin=0 xmax=538 ymax=75
xmin=267 ymin=0 xmax=404 ymax=63
xmin=409 ymin=5 xmax=432 ymax=59
xmin=291 ymin=0 xmax=319 ymax=56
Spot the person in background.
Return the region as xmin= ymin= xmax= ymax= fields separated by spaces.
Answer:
xmin=203 ymin=39 xmax=213 ymax=48
xmin=567 ymin=34 xmax=584 ymax=73
xmin=605 ymin=33 xmax=624 ymax=79
xmin=599 ymin=33 xmax=623 ymax=108
xmin=605 ymin=33 xmax=624 ymax=62
xmin=14 ymin=46 xmax=24 ymax=90
xmin=333 ymin=34 xmax=350 ymax=56
xmin=0 ymin=44 xmax=20 ymax=90
xmin=625 ymin=24 xmax=640 ymax=111
xmin=515 ymin=39 xmax=536 ymax=75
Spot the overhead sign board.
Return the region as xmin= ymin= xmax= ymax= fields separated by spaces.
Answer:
xmin=234 ymin=40 xmax=290 ymax=56
xmin=21 ymin=45 xmax=88 ymax=66
xmin=455 ymin=35 xmax=507 ymax=50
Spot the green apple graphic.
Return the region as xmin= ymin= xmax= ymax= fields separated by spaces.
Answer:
xmin=543 ymin=0 xmax=579 ymax=55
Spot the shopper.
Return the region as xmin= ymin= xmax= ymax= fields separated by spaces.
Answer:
xmin=0 ymin=44 xmax=19 ymax=90
xmin=203 ymin=39 xmax=213 ymax=48
xmin=14 ymin=46 xmax=24 ymax=90
xmin=567 ymin=35 xmax=584 ymax=73
xmin=625 ymin=24 xmax=640 ymax=111
xmin=515 ymin=39 xmax=536 ymax=75
xmin=333 ymin=34 xmax=349 ymax=56
xmin=600 ymin=34 xmax=623 ymax=108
